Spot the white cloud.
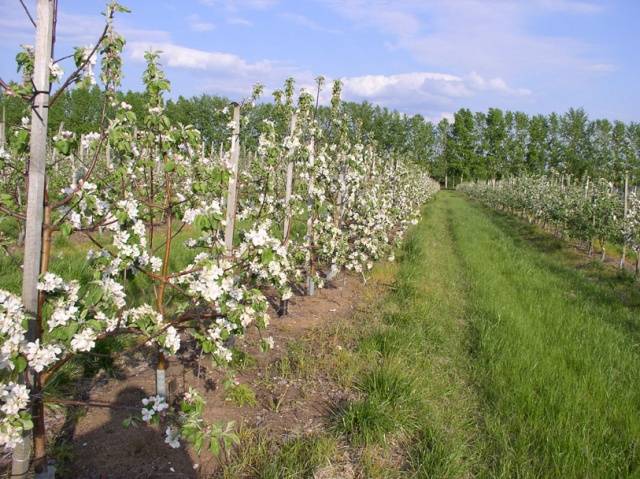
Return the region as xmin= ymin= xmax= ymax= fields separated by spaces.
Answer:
xmin=279 ymin=13 xmax=341 ymax=34
xmin=227 ymin=16 xmax=253 ymax=26
xmin=198 ymin=0 xmax=276 ymax=29
xmin=585 ymin=63 xmax=617 ymax=72
xmin=535 ymin=0 xmax=604 ymax=14
xmin=126 ymin=35 xmax=532 ymax=120
xmin=338 ymin=71 xmax=530 ymax=116
xmin=186 ymin=14 xmax=215 ymax=32
xmin=199 ymin=0 xmax=278 ymax=11
xmin=128 ymin=42 xmax=277 ymax=77
xmin=127 ymin=41 xmax=308 ymax=100
xmin=320 ymin=0 xmax=611 ymax=83
xmin=468 ymin=72 xmax=532 ymax=96
xmin=321 ymin=0 xmax=420 ymax=37
xmin=342 ymin=72 xmax=464 ymax=98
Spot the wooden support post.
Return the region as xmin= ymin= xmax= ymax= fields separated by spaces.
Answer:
xmin=14 ymin=1 xmax=55 ymax=477
xmin=335 ymin=154 xmax=345 ymax=228
xmin=156 ymin=353 xmax=167 ymax=398
xmin=106 ymin=141 xmax=111 ymax=169
xmin=79 ymin=134 xmax=85 ymax=165
xmin=224 ymin=103 xmax=241 ymax=254
xmin=71 ymin=135 xmax=80 ymax=186
xmin=584 ymin=177 xmax=589 ymax=198
xmin=306 ymin=137 xmax=316 ymax=296
xmin=282 ymin=112 xmax=297 ymax=244
xmin=280 ymin=112 xmax=298 ymax=315
xmin=620 ymin=172 xmax=629 ymax=269
xmin=0 ymin=105 xmax=5 ymax=149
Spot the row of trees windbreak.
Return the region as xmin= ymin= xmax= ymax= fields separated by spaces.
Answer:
xmin=0 ymin=1 xmax=439 ymax=477
xmin=435 ymin=108 xmax=640 ymax=188
xmin=4 ymin=98 xmax=640 ymax=193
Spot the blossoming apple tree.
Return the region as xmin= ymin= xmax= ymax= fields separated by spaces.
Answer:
xmin=0 ymin=1 xmax=439 ymax=476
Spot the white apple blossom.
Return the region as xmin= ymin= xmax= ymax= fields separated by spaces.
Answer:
xmin=71 ymin=329 xmax=97 ymax=352
xmin=22 ymin=341 xmax=62 ymax=372
xmin=150 ymin=256 xmax=163 ymax=272
xmin=101 ymin=277 xmax=126 ymax=309
xmin=141 ymin=395 xmax=169 ymax=423
xmin=0 ymin=419 xmax=25 ymax=451
xmin=48 ymin=301 xmax=78 ymax=329
xmin=49 ymin=60 xmax=64 ymax=81
xmin=165 ymin=426 xmax=181 ymax=448
xmin=37 ymin=272 xmax=66 ymax=292
xmin=81 ymin=132 xmax=101 ymax=149
xmin=162 ymin=326 xmax=181 ymax=355
xmin=0 ymin=383 xmax=29 ymax=416
xmin=0 ymin=50 xmax=444 ymax=458
xmin=118 ymin=199 xmax=139 ymax=220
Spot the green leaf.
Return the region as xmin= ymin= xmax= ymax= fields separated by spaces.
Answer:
xmin=73 ymin=47 xmax=85 ymax=68
xmin=54 ymin=140 xmax=71 ymax=156
xmin=20 ymin=417 xmax=34 ymax=431
xmin=194 ymin=214 xmax=209 ymax=232
xmin=261 ymin=248 xmax=274 ymax=264
xmin=50 ymin=322 xmax=79 ymax=342
xmin=85 ymin=320 xmax=104 ymax=331
xmin=14 ymin=129 xmax=30 ymax=154
xmin=111 ymin=2 xmax=131 ymax=13
xmin=14 ymin=355 xmax=27 ymax=373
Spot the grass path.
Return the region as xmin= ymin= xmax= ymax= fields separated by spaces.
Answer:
xmin=332 ymin=190 xmax=482 ymax=477
xmin=333 ymin=191 xmax=640 ymax=478
xmin=448 ymin=191 xmax=640 ymax=478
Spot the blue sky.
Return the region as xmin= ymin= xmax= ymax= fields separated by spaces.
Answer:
xmin=1 ymin=0 xmax=638 ymax=122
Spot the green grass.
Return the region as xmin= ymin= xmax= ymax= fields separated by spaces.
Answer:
xmin=332 ymin=191 xmax=481 ymax=477
xmin=271 ymin=340 xmax=315 ymax=380
xmin=229 ymin=190 xmax=640 ymax=478
xmin=224 ymin=381 xmax=258 ymax=408
xmin=449 ymin=192 xmax=640 ymax=478
xmin=219 ymin=430 xmax=338 ymax=479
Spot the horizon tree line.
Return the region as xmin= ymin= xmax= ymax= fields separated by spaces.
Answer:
xmin=2 ymin=88 xmax=639 ymax=187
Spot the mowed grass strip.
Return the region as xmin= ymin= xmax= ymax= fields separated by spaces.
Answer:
xmin=333 ymin=193 xmax=482 ymax=478
xmin=446 ymin=191 xmax=640 ymax=478
xmin=335 ymin=190 xmax=640 ymax=478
